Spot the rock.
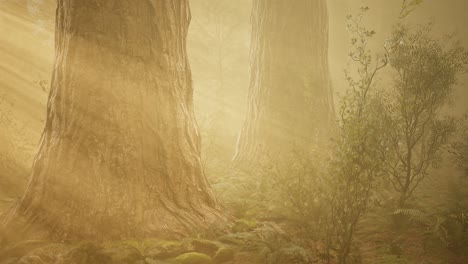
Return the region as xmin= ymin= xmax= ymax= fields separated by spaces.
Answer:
xmin=228 ymin=251 xmax=263 ymax=264
xmin=145 ymin=258 xmax=172 ymax=264
xmin=145 ymin=240 xmax=192 ymax=260
xmin=24 ymin=243 xmax=70 ymax=264
xmin=191 ymin=239 xmax=219 ymax=256
xmin=17 ymin=255 xmax=46 ymax=264
xmin=101 ymin=244 xmax=143 ymax=264
xmin=0 ymin=243 xmax=69 ymax=264
xmin=217 ymin=232 xmax=255 ymax=246
xmin=0 ymin=240 xmax=48 ymax=261
xmin=232 ymin=219 xmax=257 ymax=233
xmin=213 ymin=247 xmax=235 ymax=263
xmin=175 ymin=252 xmax=212 ymax=264
xmin=56 ymin=242 xmax=112 ymax=264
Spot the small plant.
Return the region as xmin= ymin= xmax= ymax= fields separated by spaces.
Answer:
xmin=260 ymin=148 xmax=328 ymax=239
xmin=252 ymin=222 xmax=313 ymax=264
xmin=381 ymin=23 xmax=467 ymax=207
xmin=326 ymin=6 xmax=391 ymax=263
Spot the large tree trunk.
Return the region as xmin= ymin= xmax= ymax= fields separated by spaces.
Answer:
xmin=233 ymin=0 xmax=334 ymax=166
xmin=1 ymin=0 xmax=225 ymax=241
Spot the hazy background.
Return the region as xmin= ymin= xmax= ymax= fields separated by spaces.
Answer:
xmin=1 ymin=0 xmax=467 ymax=197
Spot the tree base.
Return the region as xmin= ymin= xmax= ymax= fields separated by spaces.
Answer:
xmin=0 ymin=201 xmax=230 ymax=248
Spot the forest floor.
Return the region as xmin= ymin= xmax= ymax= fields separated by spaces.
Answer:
xmin=0 ymin=210 xmax=466 ymax=264
xmin=0 ymin=168 xmax=466 ymax=263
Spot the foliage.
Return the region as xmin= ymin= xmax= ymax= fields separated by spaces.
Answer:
xmin=381 ymin=23 xmax=467 ymax=207
xmin=393 ymin=208 xmax=425 ymax=219
xmin=448 ymin=114 xmax=468 ymax=177
xmin=210 ymin=169 xmax=264 ymax=219
xmin=399 ymin=0 xmax=424 ymax=19
xmin=393 ymin=205 xmax=468 ymax=251
xmin=251 ymin=222 xmax=313 ymax=264
xmin=444 ymin=173 xmax=468 ymax=251
xmin=2 ymin=0 xmax=468 ymax=263
xmin=326 ymin=7 xmax=391 ymax=263
xmin=260 ymin=149 xmax=328 ymax=238
xmin=209 ymin=148 xmax=325 ymax=226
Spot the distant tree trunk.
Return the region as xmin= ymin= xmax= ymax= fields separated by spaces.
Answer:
xmin=1 ymin=0 xmax=225 ymax=242
xmin=233 ymin=0 xmax=334 ymax=166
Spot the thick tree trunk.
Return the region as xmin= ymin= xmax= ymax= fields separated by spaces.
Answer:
xmin=1 ymin=0 xmax=225 ymax=241
xmin=233 ymin=0 xmax=334 ymax=166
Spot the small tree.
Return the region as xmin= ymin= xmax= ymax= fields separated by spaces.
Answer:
xmin=382 ymin=24 xmax=467 ymax=207
xmin=326 ymin=7 xmax=391 ymax=263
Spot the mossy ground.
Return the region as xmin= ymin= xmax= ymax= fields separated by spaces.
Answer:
xmin=0 ymin=216 xmax=466 ymax=264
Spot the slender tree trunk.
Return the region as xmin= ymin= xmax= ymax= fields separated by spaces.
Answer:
xmin=1 ymin=0 xmax=225 ymax=242
xmin=233 ymin=0 xmax=335 ymax=166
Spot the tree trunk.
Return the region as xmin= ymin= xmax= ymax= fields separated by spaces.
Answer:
xmin=233 ymin=0 xmax=334 ymax=166
xmin=1 ymin=0 xmax=225 ymax=242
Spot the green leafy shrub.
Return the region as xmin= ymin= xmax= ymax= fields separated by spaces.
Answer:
xmin=260 ymin=149 xmax=328 ymax=238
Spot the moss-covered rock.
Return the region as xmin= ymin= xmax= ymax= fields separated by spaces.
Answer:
xmin=17 ymin=255 xmax=46 ymax=264
xmin=101 ymin=244 xmax=143 ymax=264
xmin=145 ymin=258 xmax=173 ymax=264
xmin=145 ymin=240 xmax=192 ymax=260
xmin=174 ymin=252 xmax=212 ymax=264
xmin=191 ymin=239 xmax=219 ymax=256
xmin=232 ymin=219 xmax=257 ymax=233
xmin=213 ymin=247 xmax=235 ymax=263
xmin=228 ymin=251 xmax=264 ymax=264
xmin=0 ymin=240 xmax=48 ymax=261
xmin=217 ymin=232 xmax=255 ymax=246
xmin=18 ymin=243 xmax=70 ymax=264
xmin=55 ymin=242 xmax=112 ymax=264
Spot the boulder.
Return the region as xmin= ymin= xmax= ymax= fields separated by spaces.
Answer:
xmin=145 ymin=240 xmax=192 ymax=260
xmin=55 ymin=242 xmax=112 ymax=264
xmin=191 ymin=239 xmax=219 ymax=256
xmin=232 ymin=219 xmax=257 ymax=233
xmin=144 ymin=258 xmax=172 ymax=264
xmin=101 ymin=244 xmax=143 ymax=264
xmin=17 ymin=255 xmax=45 ymax=264
xmin=0 ymin=240 xmax=48 ymax=261
xmin=24 ymin=243 xmax=70 ymax=264
xmin=217 ymin=232 xmax=255 ymax=246
xmin=174 ymin=252 xmax=212 ymax=264
xmin=212 ymin=247 xmax=235 ymax=263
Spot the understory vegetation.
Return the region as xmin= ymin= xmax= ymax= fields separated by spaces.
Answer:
xmin=199 ymin=4 xmax=468 ymax=264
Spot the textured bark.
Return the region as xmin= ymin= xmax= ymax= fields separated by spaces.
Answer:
xmin=1 ymin=0 xmax=225 ymax=241
xmin=233 ymin=0 xmax=334 ymax=166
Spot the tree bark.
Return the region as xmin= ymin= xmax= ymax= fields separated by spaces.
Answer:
xmin=1 ymin=0 xmax=225 ymax=242
xmin=233 ymin=0 xmax=335 ymax=166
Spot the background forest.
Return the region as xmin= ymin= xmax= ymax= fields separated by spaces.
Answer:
xmin=0 ymin=0 xmax=467 ymax=264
